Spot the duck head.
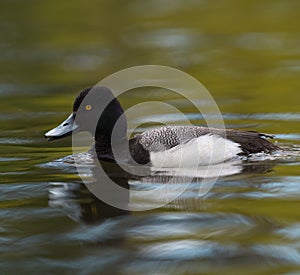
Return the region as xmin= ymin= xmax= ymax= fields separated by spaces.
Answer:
xmin=45 ymin=86 xmax=127 ymax=143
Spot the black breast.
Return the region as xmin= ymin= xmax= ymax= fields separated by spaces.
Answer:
xmin=129 ymin=137 xmax=150 ymax=165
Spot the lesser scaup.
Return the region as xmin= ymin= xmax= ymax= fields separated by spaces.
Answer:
xmin=45 ymin=86 xmax=279 ymax=167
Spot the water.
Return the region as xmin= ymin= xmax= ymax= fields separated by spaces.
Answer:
xmin=1 ymin=0 xmax=300 ymax=274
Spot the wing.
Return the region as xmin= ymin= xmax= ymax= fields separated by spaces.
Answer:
xmin=136 ymin=126 xmax=279 ymax=154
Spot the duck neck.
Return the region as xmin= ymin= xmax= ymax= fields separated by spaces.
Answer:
xmin=94 ymin=105 xmax=128 ymax=161
xmin=94 ymin=133 xmax=127 ymax=153
xmin=94 ymin=134 xmax=112 ymax=155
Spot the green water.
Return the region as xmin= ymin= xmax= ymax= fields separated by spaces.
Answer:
xmin=1 ymin=1 xmax=300 ymax=274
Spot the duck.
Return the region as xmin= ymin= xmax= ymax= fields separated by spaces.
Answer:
xmin=45 ymin=86 xmax=279 ymax=167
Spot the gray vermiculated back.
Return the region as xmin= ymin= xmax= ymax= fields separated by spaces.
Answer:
xmin=135 ymin=125 xmax=279 ymax=154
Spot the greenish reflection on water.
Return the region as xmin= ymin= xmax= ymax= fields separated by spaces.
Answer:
xmin=1 ymin=1 xmax=300 ymax=274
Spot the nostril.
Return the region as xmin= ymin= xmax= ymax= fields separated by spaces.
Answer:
xmin=63 ymin=123 xmax=68 ymax=126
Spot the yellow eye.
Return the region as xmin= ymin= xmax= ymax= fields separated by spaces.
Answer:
xmin=85 ymin=105 xmax=92 ymax=111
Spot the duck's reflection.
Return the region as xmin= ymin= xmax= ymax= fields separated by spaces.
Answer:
xmin=49 ymin=160 xmax=130 ymax=223
xmin=48 ymin=154 xmax=275 ymax=223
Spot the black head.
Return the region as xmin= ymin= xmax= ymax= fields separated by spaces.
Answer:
xmin=45 ymin=86 xmax=127 ymax=142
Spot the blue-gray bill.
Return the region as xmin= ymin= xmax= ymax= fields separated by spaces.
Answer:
xmin=45 ymin=113 xmax=78 ymax=141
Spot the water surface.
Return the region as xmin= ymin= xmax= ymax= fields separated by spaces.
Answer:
xmin=1 ymin=1 xmax=300 ymax=274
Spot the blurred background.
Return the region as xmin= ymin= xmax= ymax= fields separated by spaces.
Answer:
xmin=1 ymin=0 xmax=299 ymax=111
xmin=1 ymin=0 xmax=300 ymax=274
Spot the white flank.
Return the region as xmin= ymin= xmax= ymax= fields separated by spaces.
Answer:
xmin=150 ymin=134 xmax=242 ymax=168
